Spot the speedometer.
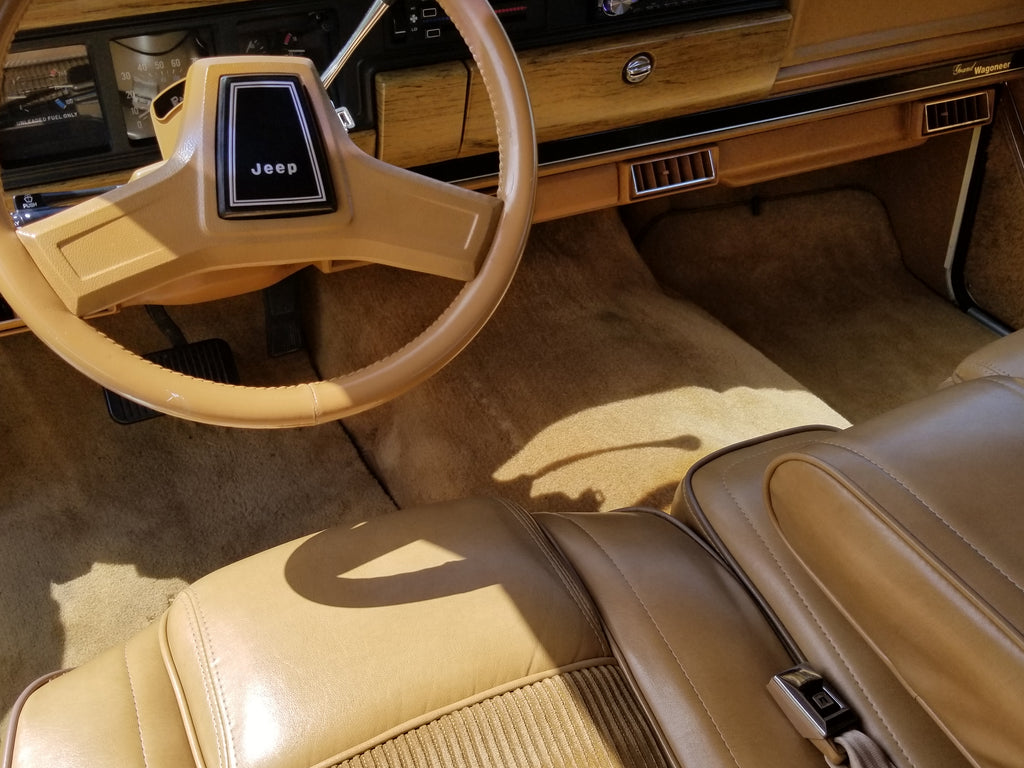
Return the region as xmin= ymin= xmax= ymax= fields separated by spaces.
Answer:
xmin=109 ymin=31 xmax=210 ymax=143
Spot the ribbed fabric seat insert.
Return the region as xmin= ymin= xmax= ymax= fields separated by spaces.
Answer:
xmin=337 ymin=665 xmax=669 ymax=768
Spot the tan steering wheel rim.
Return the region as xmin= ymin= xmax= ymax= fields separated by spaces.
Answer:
xmin=0 ymin=0 xmax=536 ymax=428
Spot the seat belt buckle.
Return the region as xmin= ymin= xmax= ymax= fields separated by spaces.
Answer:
xmin=769 ymin=665 xmax=859 ymax=764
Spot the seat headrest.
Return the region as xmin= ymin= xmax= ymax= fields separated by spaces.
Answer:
xmin=766 ymin=376 xmax=1024 ymax=768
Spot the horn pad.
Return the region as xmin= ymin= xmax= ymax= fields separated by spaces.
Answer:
xmin=216 ymin=74 xmax=336 ymax=219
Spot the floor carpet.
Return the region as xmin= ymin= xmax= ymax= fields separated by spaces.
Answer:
xmin=636 ymin=189 xmax=997 ymax=422
xmin=309 ymin=209 xmax=848 ymax=515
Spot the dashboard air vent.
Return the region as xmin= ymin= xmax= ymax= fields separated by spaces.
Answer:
xmin=923 ymin=92 xmax=993 ymax=135
xmin=629 ymin=148 xmax=717 ymax=198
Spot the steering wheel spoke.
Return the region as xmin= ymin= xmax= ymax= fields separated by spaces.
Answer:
xmin=340 ymin=151 xmax=502 ymax=282
xmin=15 ymin=162 xmax=203 ymax=316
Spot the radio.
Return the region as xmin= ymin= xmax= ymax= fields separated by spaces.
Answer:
xmin=388 ymin=1 xmax=541 ymax=45
xmin=385 ymin=0 xmax=783 ymax=46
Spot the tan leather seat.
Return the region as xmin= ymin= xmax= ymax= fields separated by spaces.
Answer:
xmin=6 ymin=377 xmax=1024 ymax=768
xmin=5 ymin=498 xmax=820 ymax=768
xmin=680 ymin=374 xmax=1024 ymax=768
xmin=949 ymin=328 xmax=1024 ymax=383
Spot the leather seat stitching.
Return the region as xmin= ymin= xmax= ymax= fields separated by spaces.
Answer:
xmin=180 ymin=588 xmax=234 ymax=768
xmin=818 ymin=441 xmax=1024 ymax=597
xmin=960 ymin=356 xmax=1013 ymax=380
xmin=976 ymin=359 xmax=1012 ymax=377
xmin=499 ymin=498 xmax=609 ymax=652
xmin=123 ymin=645 xmax=151 ymax=768
xmin=707 ymin=447 xmax=914 ymax=766
xmin=558 ymin=515 xmax=744 ymax=768
xmin=191 ymin=588 xmax=240 ymax=768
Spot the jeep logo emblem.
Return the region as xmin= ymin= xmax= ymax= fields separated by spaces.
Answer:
xmin=251 ymin=162 xmax=300 ymax=176
xmin=216 ymin=74 xmax=336 ymax=219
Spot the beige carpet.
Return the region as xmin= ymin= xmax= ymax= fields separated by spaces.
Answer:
xmin=0 ymin=294 xmax=395 ymax=742
xmin=307 ymin=209 xmax=848 ymax=516
xmin=637 ymin=189 xmax=998 ymax=422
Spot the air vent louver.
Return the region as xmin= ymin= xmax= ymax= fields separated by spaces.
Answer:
xmin=630 ymin=148 xmax=717 ymax=198
xmin=923 ymin=92 xmax=992 ymax=135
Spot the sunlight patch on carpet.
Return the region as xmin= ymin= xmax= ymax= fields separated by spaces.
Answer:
xmin=493 ymin=387 xmax=848 ymax=512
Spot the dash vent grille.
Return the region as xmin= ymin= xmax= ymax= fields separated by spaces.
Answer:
xmin=629 ymin=148 xmax=716 ymax=198
xmin=923 ymin=92 xmax=992 ymax=135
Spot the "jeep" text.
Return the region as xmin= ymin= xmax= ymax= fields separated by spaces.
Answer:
xmin=251 ymin=162 xmax=299 ymax=176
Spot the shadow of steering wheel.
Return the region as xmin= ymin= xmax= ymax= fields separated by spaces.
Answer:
xmin=284 ymin=497 xmax=563 ymax=609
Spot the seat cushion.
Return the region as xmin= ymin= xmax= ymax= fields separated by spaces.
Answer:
xmin=8 ymin=499 xmax=829 ymax=768
xmin=6 ymin=498 xmax=622 ymax=768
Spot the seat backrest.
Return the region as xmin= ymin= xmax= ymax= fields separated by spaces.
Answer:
xmin=766 ymin=375 xmax=1024 ymax=768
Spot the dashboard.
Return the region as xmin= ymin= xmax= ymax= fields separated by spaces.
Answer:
xmin=4 ymin=0 xmax=1023 ymax=187
xmin=1 ymin=0 xmax=784 ymax=189
xmin=2 ymin=0 xmax=1024 ymax=332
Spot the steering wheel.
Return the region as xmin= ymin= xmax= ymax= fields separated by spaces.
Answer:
xmin=0 ymin=0 xmax=535 ymax=427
